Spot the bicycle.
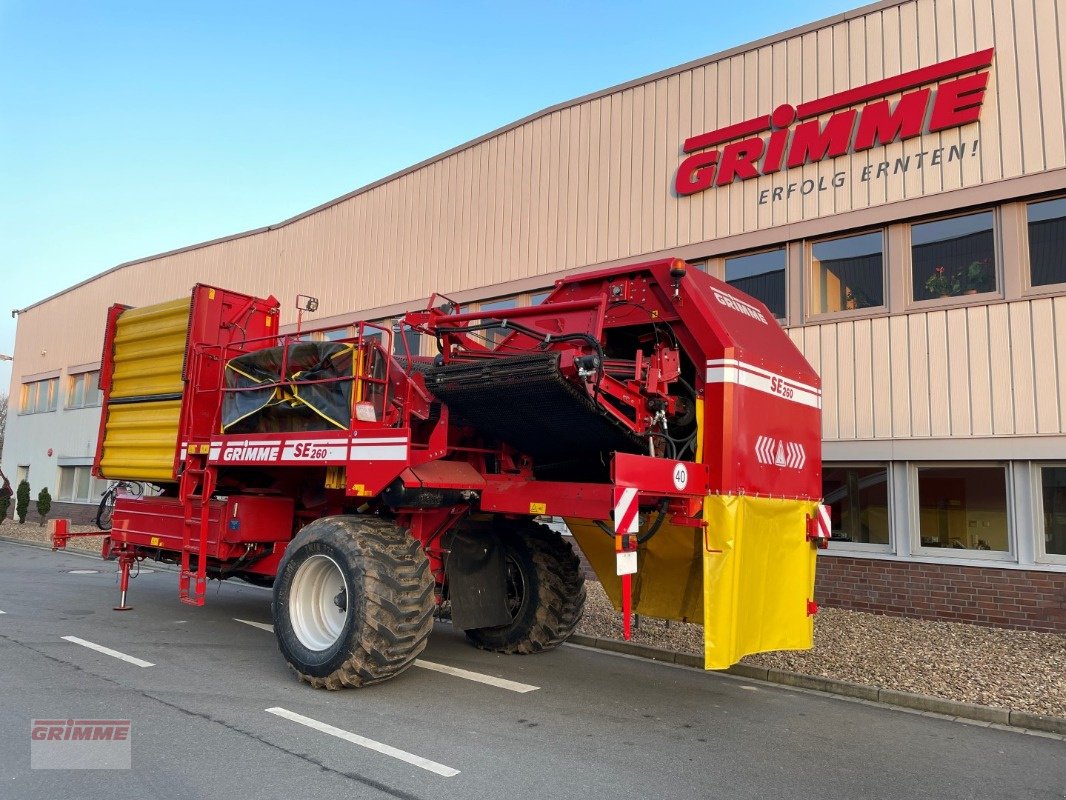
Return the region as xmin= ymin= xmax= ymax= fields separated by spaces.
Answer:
xmin=95 ymin=480 xmax=145 ymax=531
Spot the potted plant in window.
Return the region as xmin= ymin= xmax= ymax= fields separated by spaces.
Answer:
xmin=924 ymin=265 xmax=958 ymax=298
xmin=959 ymin=258 xmax=993 ymax=294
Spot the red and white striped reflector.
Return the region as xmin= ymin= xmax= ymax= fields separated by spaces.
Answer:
xmin=613 ymin=487 xmax=639 ymax=534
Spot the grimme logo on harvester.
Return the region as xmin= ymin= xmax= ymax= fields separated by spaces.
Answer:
xmin=675 ymin=48 xmax=994 ymax=196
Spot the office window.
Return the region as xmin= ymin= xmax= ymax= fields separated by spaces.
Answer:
xmin=478 ymin=298 xmax=519 ymax=349
xmin=822 ymin=465 xmax=890 ymax=545
xmin=391 ymin=322 xmax=422 ymax=357
xmin=20 ymin=377 xmax=58 ymax=414
xmin=724 ymin=248 xmax=786 ymax=319
xmin=322 ymin=327 xmax=351 ymax=342
xmin=916 ymin=466 xmax=1009 ymax=552
xmin=1027 ymin=197 xmax=1066 ymax=288
xmin=67 ymin=371 xmax=102 ymax=409
xmin=810 ymin=232 xmax=885 ymax=314
xmin=1040 ymin=466 xmax=1066 ymax=557
xmin=912 ymin=211 xmax=996 ymax=301
xmin=57 ymin=466 xmax=100 ymax=503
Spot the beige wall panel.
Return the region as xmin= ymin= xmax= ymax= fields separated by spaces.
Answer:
xmin=986 ymin=302 xmax=1016 ymax=433
xmin=852 ymin=318 xmax=876 ymax=438
xmin=945 ymin=306 xmax=972 ymax=435
xmin=926 ymin=311 xmax=952 ymax=436
xmin=1008 ymin=301 xmax=1038 ymax=434
xmin=908 ymin=313 xmax=932 ymax=436
xmin=965 ymin=305 xmax=994 ymax=436
xmin=819 ymin=324 xmax=839 ymax=440
xmin=687 ymin=67 xmax=704 ymax=243
xmin=836 ymin=322 xmax=857 ymax=439
xmin=888 ymin=314 xmax=912 ymax=437
xmin=643 ymin=80 xmax=662 ymax=253
xmin=580 ymin=103 xmax=595 ymax=266
xmin=993 ymin=0 xmax=1025 ymax=179
xmin=1012 ymin=0 xmax=1045 ymax=174
xmin=1056 ymin=296 xmax=1066 ymax=432
xmin=676 ymin=72 xmax=691 ymax=248
xmin=1042 ymin=0 xmax=1066 ymax=170
xmin=606 ymin=93 xmax=623 ymax=264
xmin=713 ymin=58 xmax=731 ymax=239
xmin=1030 ymin=297 xmax=1060 ymax=433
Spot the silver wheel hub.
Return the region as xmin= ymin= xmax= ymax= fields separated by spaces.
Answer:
xmin=289 ymin=554 xmax=348 ymax=651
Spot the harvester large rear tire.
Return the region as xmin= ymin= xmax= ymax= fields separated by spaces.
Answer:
xmin=464 ymin=522 xmax=585 ymax=654
xmin=272 ymin=515 xmax=434 ymax=689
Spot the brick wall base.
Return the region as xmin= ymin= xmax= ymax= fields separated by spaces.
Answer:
xmin=48 ymin=502 xmax=99 ymax=526
xmin=815 ymin=556 xmax=1066 ymax=634
xmin=572 ymin=541 xmax=1065 ymax=634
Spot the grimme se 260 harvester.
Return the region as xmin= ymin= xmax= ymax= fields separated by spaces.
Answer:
xmin=54 ymin=257 xmax=828 ymax=688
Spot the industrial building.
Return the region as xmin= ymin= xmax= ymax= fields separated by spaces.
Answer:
xmin=5 ymin=0 xmax=1064 ymax=631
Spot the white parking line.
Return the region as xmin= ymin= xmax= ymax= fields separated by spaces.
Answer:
xmin=233 ymin=618 xmax=536 ymax=692
xmin=265 ymin=707 xmax=459 ymax=777
xmin=413 ymin=659 xmax=539 ymax=693
xmin=61 ymin=636 xmax=154 ymax=668
xmin=234 ymin=618 xmax=274 ymax=632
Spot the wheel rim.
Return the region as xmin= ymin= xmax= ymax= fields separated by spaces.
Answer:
xmin=503 ymin=555 xmax=527 ymax=620
xmin=289 ymin=554 xmax=348 ymax=651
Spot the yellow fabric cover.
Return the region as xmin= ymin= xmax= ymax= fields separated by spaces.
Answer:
xmin=702 ymin=494 xmax=817 ymax=669
xmin=567 ymin=495 xmax=817 ymax=670
xmin=567 ymin=518 xmax=704 ymax=623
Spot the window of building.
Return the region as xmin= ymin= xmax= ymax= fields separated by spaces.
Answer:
xmin=478 ymin=298 xmax=519 ymax=349
xmin=1027 ymin=197 xmax=1066 ymax=288
xmin=911 ymin=211 xmax=996 ymax=301
xmin=321 ymin=327 xmax=352 ymax=342
xmin=1039 ymin=465 xmax=1066 ymax=558
xmin=724 ymin=248 xmax=786 ymax=319
xmin=529 ymin=291 xmax=551 ymax=306
xmin=822 ymin=464 xmax=890 ymax=545
xmin=810 ymin=232 xmax=884 ymax=315
xmin=916 ymin=466 xmax=1009 ymax=552
xmin=67 ymin=370 xmax=102 ymax=409
xmin=391 ymin=322 xmax=422 ymax=357
xmin=57 ymin=466 xmax=100 ymax=504
xmin=20 ymin=377 xmax=58 ymax=414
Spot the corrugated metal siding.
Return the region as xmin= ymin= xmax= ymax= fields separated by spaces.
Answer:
xmin=10 ymin=0 xmax=1066 ymax=407
xmin=795 ymin=297 xmax=1065 ymax=440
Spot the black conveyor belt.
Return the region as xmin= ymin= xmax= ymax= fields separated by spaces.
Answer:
xmin=422 ymin=353 xmax=644 ymax=467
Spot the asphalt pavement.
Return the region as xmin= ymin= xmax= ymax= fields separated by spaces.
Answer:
xmin=0 ymin=539 xmax=1062 ymax=800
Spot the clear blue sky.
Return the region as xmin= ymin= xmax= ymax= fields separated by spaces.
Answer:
xmin=0 ymin=0 xmax=855 ymax=393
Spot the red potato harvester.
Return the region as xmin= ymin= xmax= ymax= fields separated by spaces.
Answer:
xmin=54 ymin=258 xmax=829 ymax=688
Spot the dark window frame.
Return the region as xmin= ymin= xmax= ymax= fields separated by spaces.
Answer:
xmin=722 ymin=246 xmax=788 ymax=321
xmin=909 ymin=209 xmax=999 ymax=305
xmin=1025 ymin=195 xmax=1066 ymax=292
xmin=807 ymin=229 xmax=887 ymax=318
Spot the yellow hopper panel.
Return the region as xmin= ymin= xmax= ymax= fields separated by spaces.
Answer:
xmin=98 ymin=296 xmax=191 ymax=481
xmin=109 ymin=297 xmax=191 ymax=399
xmin=98 ymin=399 xmax=183 ymax=482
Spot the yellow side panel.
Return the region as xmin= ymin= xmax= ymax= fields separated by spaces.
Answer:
xmin=98 ymin=399 xmax=183 ymax=482
xmin=567 ymin=518 xmax=704 ymax=623
xmin=110 ymin=297 xmax=192 ymax=399
xmin=703 ymin=495 xmax=818 ymax=669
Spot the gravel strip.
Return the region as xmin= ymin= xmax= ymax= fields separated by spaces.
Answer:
xmin=0 ymin=519 xmax=107 ymax=554
xmin=5 ymin=520 xmax=1063 ymax=717
xmin=577 ymin=579 xmax=1066 ymax=718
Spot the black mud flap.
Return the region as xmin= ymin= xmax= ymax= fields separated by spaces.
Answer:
xmin=447 ymin=531 xmax=511 ymax=631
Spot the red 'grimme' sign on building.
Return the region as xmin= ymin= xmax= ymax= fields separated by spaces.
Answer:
xmin=675 ymin=48 xmax=994 ymax=196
